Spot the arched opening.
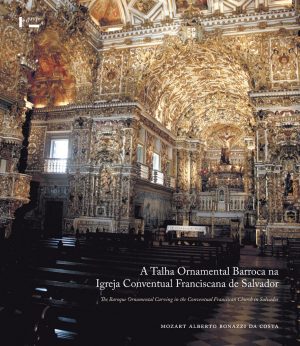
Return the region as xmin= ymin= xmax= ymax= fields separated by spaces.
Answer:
xmin=136 ymin=37 xmax=255 ymax=236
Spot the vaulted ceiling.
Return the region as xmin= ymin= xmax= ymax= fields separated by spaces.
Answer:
xmin=136 ymin=37 xmax=255 ymax=140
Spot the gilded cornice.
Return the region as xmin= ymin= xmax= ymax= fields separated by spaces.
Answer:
xmin=176 ymin=138 xmax=203 ymax=151
xmin=135 ymin=178 xmax=174 ymax=194
xmin=3 ymin=1 xmax=296 ymax=51
xmin=99 ymin=9 xmax=297 ymax=50
xmin=32 ymin=101 xmax=142 ymax=115
xmin=138 ymin=112 xmax=176 ymax=146
xmin=250 ymin=89 xmax=300 ymax=109
xmin=264 ymin=109 xmax=300 ymax=125
xmin=32 ymin=101 xmax=176 ymax=144
xmin=250 ymin=90 xmax=300 ymax=98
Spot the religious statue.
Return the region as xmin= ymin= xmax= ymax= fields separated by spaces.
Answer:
xmin=284 ymin=172 xmax=293 ymax=196
xmin=219 ymin=132 xmax=234 ymax=165
xmin=220 ymin=147 xmax=230 ymax=165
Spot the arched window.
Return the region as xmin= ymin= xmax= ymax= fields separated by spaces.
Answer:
xmin=219 ymin=189 xmax=225 ymax=202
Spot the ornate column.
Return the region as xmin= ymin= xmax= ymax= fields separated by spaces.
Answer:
xmin=161 ymin=142 xmax=168 ymax=186
xmin=177 ymin=146 xmax=189 ymax=192
xmin=190 ymin=142 xmax=202 ymax=194
xmin=145 ymin=133 xmax=154 ymax=181
xmin=119 ymin=118 xmax=137 ymax=226
xmin=174 ymin=141 xmax=191 ymax=225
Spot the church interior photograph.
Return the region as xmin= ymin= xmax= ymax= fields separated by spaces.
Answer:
xmin=0 ymin=0 xmax=300 ymax=345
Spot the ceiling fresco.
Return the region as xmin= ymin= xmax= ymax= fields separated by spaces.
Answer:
xmin=28 ymin=29 xmax=76 ymax=107
xmin=176 ymin=0 xmax=208 ymax=12
xmin=133 ymin=0 xmax=158 ymax=14
xmin=80 ymin=0 xmax=123 ymax=26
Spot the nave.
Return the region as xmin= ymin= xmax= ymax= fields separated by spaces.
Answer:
xmin=0 ymin=233 xmax=299 ymax=346
xmin=0 ymin=1 xmax=299 ymax=345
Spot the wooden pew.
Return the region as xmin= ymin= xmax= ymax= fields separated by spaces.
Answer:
xmin=2 ymin=233 xmax=240 ymax=344
xmin=286 ymin=239 xmax=300 ymax=341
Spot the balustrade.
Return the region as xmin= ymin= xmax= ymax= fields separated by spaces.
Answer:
xmin=198 ymin=196 xmax=247 ymax=211
xmin=166 ymin=176 xmax=176 ymax=189
xmin=137 ymin=162 xmax=149 ymax=180
xmin=44 ymin=158 xmax=68 ymax=173
xmin=151 ymin=169 xmax=164 ymax=185
xmin=136 ymin=163 xmax=175 ymax=189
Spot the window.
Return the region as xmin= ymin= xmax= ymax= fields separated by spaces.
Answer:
xmin=153 ymin=152 xmax=160 ymax=171
xmin=0 ymin=159 xmax=7 ymax=173
xmin=166 ymin=161 xmax=172 ymax=176
xmin=50 ymin=139 xmax=69 ymax=159
xmin=139 ymin=128 xmax=146 ymax=142
xmin=46 ymin=139 xmax=69 ymax=173
xmin=152 ymin=153 xmax=163 ymax=185
xmin=137 ymin=144 xmax=144 ymax=164
xmin=154 ymin=138 xmax=161 ymax=153
xmin=168 ymin=147 xmax=173 ymax=160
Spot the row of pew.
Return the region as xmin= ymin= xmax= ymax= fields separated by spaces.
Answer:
xmin=0 ymin=232 xmax=240 ymax=346
xmin=286 ymin=238 xmax=300 ymax=342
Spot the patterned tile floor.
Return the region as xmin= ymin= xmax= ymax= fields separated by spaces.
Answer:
xmin=186 ymin=246 xmax=299 ymax=346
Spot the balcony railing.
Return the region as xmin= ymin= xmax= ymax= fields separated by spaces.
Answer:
xmin=137 ymin=163 xmax=149 ymax=180
xmin=44 ymin=158 xmax=68 ymax=173
xmin=152 ymin=170 xmax=164 ymax=185
xmin=136 ymin=163 xmax=175 ymax=189
xmin=166 ymin=176 xmax=176 ymax=189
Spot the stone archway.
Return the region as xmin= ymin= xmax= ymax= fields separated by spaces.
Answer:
xmin=134 ymin=36 xmax=256 ymax=232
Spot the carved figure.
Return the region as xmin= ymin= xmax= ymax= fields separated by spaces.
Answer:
xmin=219 ymin=132 xmax=234 ymax=164
xmin=284 ymin=172 xmax=293 ymax=196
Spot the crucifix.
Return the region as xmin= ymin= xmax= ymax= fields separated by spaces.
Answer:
xmin=219 ymin=132 xmax=234 ymax=165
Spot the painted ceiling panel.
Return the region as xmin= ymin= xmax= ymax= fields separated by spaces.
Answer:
xmin=175 ymin=0 xmax=208 ymax=12
xmin=29 ymin=29 xmax=76 ymax=107
xmin=80 ymin=0 xmax=123 ymax=26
